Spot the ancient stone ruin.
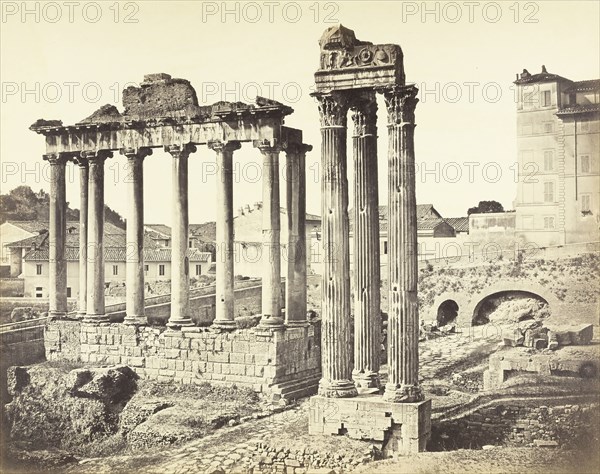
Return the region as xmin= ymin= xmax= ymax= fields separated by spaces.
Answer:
xmin=308 ymin=25 xmax=430 ymax=454
xmin=31 ymin=73 xmax=319 ymax=399
xmin=30 ymin=25 xmax=431 ymax=455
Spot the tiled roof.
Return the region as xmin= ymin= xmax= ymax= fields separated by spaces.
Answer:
xmin=557 ymin=103 xmax=600 ymax=115
xmin=377 ymin=204 xmax=441 ymax=220
xmin=445 ymin=217 xmax=469 ymax=232
xmin=5 ymin=233 xmax=47 ymax=248
xmin=564 ymin=79 xmax=600 ymax=93
xmin=417 ymin=218 xmax=446 ymax=231
xmin=514 ymin=71 xmax=570 ymax=85
xmin=3 ymin=220 xmax=49 ymax=233
xmin=24 ymin=246 xmax=211 ymax=262
xmin=3 ymin=220 xmax=125 ymax=235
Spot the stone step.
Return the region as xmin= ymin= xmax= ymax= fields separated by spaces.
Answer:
xmin=270 ymin=375 xmax=321 ymax=400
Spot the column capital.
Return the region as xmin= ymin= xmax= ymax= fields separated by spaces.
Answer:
xmin=43 ymin=152 xmax=73 ymax=166
xmin=312 ymin=92 xmax=351 ymax=128
xmin=380 ymin=85 xmax=419 ymax=125
xmin=120 ymin=147 xmax=153 ymax=160
xmin=208 ymin=140 xmax=242 ymax=153
xmin=283 ymin=142 xmax=313 ymax=155
xmin=350 ymin=91 xmax=378 ymax=137
xmin=164 ymin=143 xmax=196 ymax=158
xmin=81 ymin=150 xmax=114 ymax=163
xmin=253 ymin=139 xmax=281 ymax=154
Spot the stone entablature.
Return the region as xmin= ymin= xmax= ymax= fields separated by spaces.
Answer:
xmin=44 ymin=320 xmax=321 ymax=398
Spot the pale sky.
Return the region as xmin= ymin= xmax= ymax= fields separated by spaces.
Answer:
xmin=1 ymin=0 xmax=599 ymax=224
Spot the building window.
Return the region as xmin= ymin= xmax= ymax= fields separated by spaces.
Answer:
xmin=112 ymin=265 xmax=118 ymax=276
xmin=543 ymin=122 xmax=553 ymax=134
xmin=35 ymin=287 xmax=43 ymax=298
xmin=523 ymin=216 xmax=534 ymax=230
xmin=543 ymin=150 xmax=554 ymax=172
xmin=580 ymin=155 xmax=590 ymax=174
xmin=543 ymin=182 xmax=555 ymax=202
xmin=383 ymin=240 xmax=388 ymax=255
xmin=581 ymin=194 xmax=592 ymax=214
xmin=144 ymin=264 xmax=149 ymax=273
xmin=541 ymin=90 xmax=551 ymax=107
xmin=543 ymin=217 xmax=555 ymax=229
xmin=67 ymin=287 xmax=72 ymax=298
xmin=189 ymin=240 xmax=193 ymax=248
xmin=159 ymin=264 xmax=165 ymax=276
xmin=195 ymin=264 xmax=202 ymax=276
xmin=36 ymin=264 xmax=42 ymax=275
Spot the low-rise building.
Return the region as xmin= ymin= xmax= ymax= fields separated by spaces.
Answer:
xmin=5 ymin=221 xmax=212 ymax=298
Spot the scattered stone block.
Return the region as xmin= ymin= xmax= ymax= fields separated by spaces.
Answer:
xmin=502 ymin=329 xmax=524 ymax=347
xmin=569 ymin=324 xmax=593 ymax=345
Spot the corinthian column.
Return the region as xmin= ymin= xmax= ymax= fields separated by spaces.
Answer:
xmin=122 ymin=147 xmax=152 ymax=325
xmin=351 ymin=91 xmax=381 ymax=389
xmin=75 ymin=156 xmax=88 ymax=318
xmin=166 ymin=143 xmax=196 ymax=329
xmin=210 ymin=140 xmax=241 ymax=330
xmin=83 ymin=150 xmax=113 ymax=323
xmin=314 ymin=92 xmax=357 ymax=398
xmin=44 ymin=153 xmax=69 ymax=318
xmin=285 ymin=142 xmax=312 ymax=327
xmin=256 ymin=141 xmax=284 ymax=329
xmin=382 ymin=85 xmax=423 ymax=403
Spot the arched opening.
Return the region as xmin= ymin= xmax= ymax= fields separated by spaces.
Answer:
xmin=472 ymin=290 xmax=550 ymax=326
xmin=437 ymin=299 xmax=459 ymax=326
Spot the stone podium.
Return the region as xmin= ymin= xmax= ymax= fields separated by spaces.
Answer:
xmin=308 ymin=25 xmax=431 ymax=455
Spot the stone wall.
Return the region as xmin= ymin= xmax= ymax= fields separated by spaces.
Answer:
xmin=1 ymin=323 xmax=46 ymax=404
xmin=0 ymin=278 xmax=24 ymax=298
xmin=432 ymin=400 xmax=600 ymax=450
xmin=0 ymin=297 xmax=77 ymax=324
xmin=106 ymin=280 xmax=282 ymax=327
xmin=44 ymin=320 xmax=321 ymax=398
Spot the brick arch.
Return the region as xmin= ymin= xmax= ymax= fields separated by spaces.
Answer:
xmin=465 ymin=281 xmax=560 ymax=326
xmin=431 ymin=292 xmax=470 ymax=325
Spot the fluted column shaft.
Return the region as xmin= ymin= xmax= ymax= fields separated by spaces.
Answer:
xmin=211 ymin=141 xmax=241 ymax=330
xmin=257 ymin=143 xmax=284 ymax=328
xmin=351 ymin=93 xmax=381 ymax=388
xmin=285 ymin=143 xmax=312 ymax=327
xmin=84 ymin=151 xmax=112 ymax=323
xmin=166 ymin=144 xmax=196 ymax=329
xmin=315 ymin=92 xmax=357 ymax=398
xmin=123 ymin=147 xmax=152 ymax=325
xmin=76 ymin=158 xmax=88 ymax=317
xmin=44 ymin=153 xmax=68 ymax=317
xmin=383 ymin=85 xmax=423 ymax=403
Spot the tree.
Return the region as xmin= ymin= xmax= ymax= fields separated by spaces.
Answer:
xmin=0 ymin=185 xmax=125 ymax=228
xmin=467 ymin=200 xmax=504 ymax=216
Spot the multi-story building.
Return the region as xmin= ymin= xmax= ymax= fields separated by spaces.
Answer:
xmin=513 ymin=66 xmax=599 ymax=246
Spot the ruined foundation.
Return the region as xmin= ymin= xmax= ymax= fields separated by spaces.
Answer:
xmin=309 ymin=393 xmax=431 ymax=455
xmin=45 ymin=320 xmax=321 ymax=400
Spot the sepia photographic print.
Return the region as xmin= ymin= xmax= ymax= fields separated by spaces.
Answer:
xmin=0 ymin=1 xmax=599 ymax=473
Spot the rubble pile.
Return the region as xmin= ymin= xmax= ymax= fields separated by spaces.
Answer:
xmin=503 ymin=322 xmax=593 ymax=350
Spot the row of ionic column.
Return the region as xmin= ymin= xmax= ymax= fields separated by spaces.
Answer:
xmin=44 ymin=141 xmax=311 ymax=330
xmin=315 ymin=85 xmax=423 ymax=402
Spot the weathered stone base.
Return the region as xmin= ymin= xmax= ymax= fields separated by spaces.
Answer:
xmin=308 ymin=393 xmax=431 ymax=455
xmin=44 ymin=320 xmax=321 ymax=400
